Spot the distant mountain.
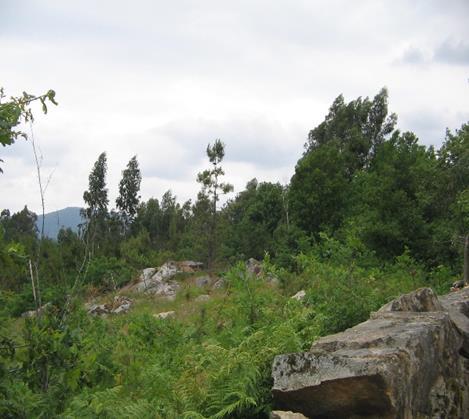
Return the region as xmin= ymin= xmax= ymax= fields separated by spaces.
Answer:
xmin=36 ymin=207 xmax=84 ymax=239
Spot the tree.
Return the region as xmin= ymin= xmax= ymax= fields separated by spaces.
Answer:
xmin=223 ymin=179 xmax=286 ymax=260
xmin=290 ymin=89 xmax=397 ymax=238
xmin=196 ymin=139 xmax=233 ymax=267
xmin=0 ymin=88 xmax=57 ymax=172
xmin=346 ymin=130 xmax=439 ymax=261
xmin=82 ymin=152 xmax=109 ymax=255
xmin=116 ymin=155 xmax=142 ymax=232
xmin=438 ymin=123 xmax=469 ymax=281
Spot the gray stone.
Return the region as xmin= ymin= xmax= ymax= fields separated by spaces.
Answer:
xmin=212 ymin=278 xmax=225 ymax=289
xmin=178 ymin=260 xmax=203 ymax=272
xmin=377 ymin=287 xmax=444 ymax=313
xmin=87 ymin=296 xmax=133 ymax=316
xmin=21 ymin=302 xmax=51 ymax=318
xmin=195 ymin=294 xmax=210 ymax=303
xmin=440 ymin=287 xmax=469 ymax=357
xmin=132 ymin=262 xmax=181 ymax=297
xmin=87 ymin=303 xmax=110 ymax=316
xmin=195 ymin=275 xmax=211 ymax=287
xmin=140 ymin=267 xmax=156 ymax=283
xmin=266 ymin=274 xmax=280 ymax=286
xmin=291 ymin=290 xmax=306 ymax=301
xmin=111 ymin=295 xmax=132 ymax=314
xmin=154 ymin=310 xmax=176 ymax=320
xmin=272 ymin=287 xmax=469 ymax=418
xmin=451 ymin=279 xmax=466 ymax=291
xmin=131 ymin=261 xmax=202 ymax=296
xmin=247 ymin=258 xmax=262 ymax=276
xmin=270 ymin=411 xmax=308 ymax=419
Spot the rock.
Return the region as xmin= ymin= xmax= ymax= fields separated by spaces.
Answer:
xmin=272 ymin=287 xmax=469 ymax=418
xmin=132 ymin=262 xmax=181 ymax=298
xmin=87 ymin=303 xmax=110 ymax=316
xmin=212 ymin=278 xmax=225 ymax=289
xmin=150 ymin=280 xmax=180 ymax=299
xmin=291 ymin=290 xmax=306 ymax=301
xmin=266 ymin=274 xmax=280 ymax=286
xmin=21 ymin=302 xmax=51 ymax=318
xmin=270 ymin=411 xmax=308 ymax=419
xmin=451 ymin=279 xmax=466 ymax=291
xmin=247 ymin=258 xmax=262 ymax=276
xmin=131 ymin=261 xmax=202 ymax=297
xmin=377 ymin=287 xmax=444 ymax=313
xmin=140 ymin=267 xmax=156 ymax=283
xmin=111 ymin=295 xmax=132 ymax=314
xmin=87 ymin=296 xmax=133 ymax=316
xmin=195 ymin=294 xmax=210 ymax=303
xmin=440 ymin=287 xmax=469 ymax=357
xmin=154 ymin=310 xmax=176 ymax=320
xmin=195 ymin=275 xmax=211 ymax=287
xmin=178 ymin=260 xmax=203 ymax=272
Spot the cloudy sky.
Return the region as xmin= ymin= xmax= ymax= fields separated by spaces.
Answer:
xmin=1 ymin=0 xmax=468 ymax=214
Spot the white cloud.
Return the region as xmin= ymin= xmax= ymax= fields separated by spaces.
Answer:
xmin=1 ymin=0 xmax=468 ymax=213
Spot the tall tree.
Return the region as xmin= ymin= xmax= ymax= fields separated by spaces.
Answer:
xmin=437 ymin=123 xmax=469 ymax=279
xmin=82 ymin=152 xmax=109 ymax=255
xmin=290 ymin=88 xmax=397 ymax=237
xmin=116 ymin=155 xmax=142 ymax=232
xmin=197 ymin=139 xmax=233 ymax=267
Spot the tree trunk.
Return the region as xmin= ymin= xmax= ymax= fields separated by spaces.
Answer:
xmin=464 ymin=233 xmax=469 ymax=285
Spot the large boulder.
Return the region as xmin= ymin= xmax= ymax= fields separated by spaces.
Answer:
xmin=131 ymin=261 xmax=203 ymax=299
xmin=132 ymin=262 xmax=180 ymax=298
xmin=272 ymin=287 xmax=469 ymax=418
xmin=440 ymin=287 xmax=469 ymax=357
xmin=377 ymin=287 xmax=444 ymax=313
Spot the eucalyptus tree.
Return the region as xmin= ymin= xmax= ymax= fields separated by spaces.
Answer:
xmin=82 ymin=152 xmax=109 ymax=255
xmin=116 ymin=155 xmax=142 ymax=233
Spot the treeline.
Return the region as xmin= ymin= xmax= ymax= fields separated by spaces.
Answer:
xmin=0 ymin=87 xmax=468 ymax=418
xmin=1 ymin=88 xmax=468 ymax=302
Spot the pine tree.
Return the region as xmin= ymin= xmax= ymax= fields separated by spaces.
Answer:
xmin=197 ymin=139 xmax=233 ymax=268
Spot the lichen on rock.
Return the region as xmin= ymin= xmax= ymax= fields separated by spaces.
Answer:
xmin=272 ymin=287 xmax=469 ymax=418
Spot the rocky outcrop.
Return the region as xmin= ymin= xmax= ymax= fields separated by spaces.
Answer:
xmin=272 ymin=287 xmax=469 ymax=418
xmin=130 ymin=261 xmax=202 ymax=299
xmin=87 ymin=296 xmax=133 ymax=316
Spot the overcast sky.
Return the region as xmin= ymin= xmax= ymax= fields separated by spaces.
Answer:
xmin=1 ymin=0 xmax=468 ymax=214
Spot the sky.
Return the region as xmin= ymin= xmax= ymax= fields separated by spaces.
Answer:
xmin=1 ymin=0 xmax=468 ymax=214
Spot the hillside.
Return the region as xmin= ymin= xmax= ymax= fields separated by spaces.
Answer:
xmin=36 ymin=206 xmax=83 ymax=239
